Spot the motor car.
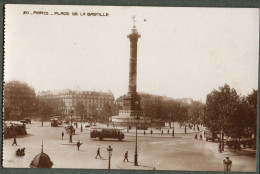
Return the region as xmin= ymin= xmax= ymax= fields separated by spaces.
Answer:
xmin=25 ymin=118 xmax=31 ymax=124
xmin=51 ymin=118 xmax=58 ymax=127
xmin=20 ymin=120 xmax=26 ymax=124
xmin=204 ymin=129 xmax=219 ymax=141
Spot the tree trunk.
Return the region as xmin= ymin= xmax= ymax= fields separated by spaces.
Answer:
xmin=221 ymin=132 xmax=224 ymax=151
xmin=238 ymin=137 xmax=241 ymax=150
xmin=253 ymin=128 xmax=256 ymax=150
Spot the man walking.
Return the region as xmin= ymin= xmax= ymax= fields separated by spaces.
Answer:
xmin=12 ymin=135 xmax=17 ymax=146
xmin=62 ymin=131 xmax=64 ymax=140
xmin=96 ymin=147 xmax=102 ymax=159
xmin=123 ymin=151 xmax=129 ymax=162
xmin=76 ymin=140 xmax=83 ymax=151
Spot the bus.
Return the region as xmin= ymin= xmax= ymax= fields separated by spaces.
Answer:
xmin=90 ymin=127 xmax=124 ymax=141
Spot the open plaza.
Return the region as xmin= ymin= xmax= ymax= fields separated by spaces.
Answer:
xmin=3 ymin=121 xmax=256 ymax=171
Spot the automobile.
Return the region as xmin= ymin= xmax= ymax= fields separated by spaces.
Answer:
xmin=204 ymin=129 xmax=219 ymax=141
xmin=90 ymin=127 xmax=124 ymax=141
xmin=25 ymin=118 xmax=31 ymax=124
xmin=58 ymin=120 xmax=63 ymax=125
xmin=65 ymin=125 xmax=75 ymax=135
xmin=20 ymin=120 xmax=26 ymax=124
xmin=51 ymin=118 xmax=58 ymax=127
xmin=64 ymin=120 xmax=69 ymax=124
xmin=85 ymin=124 xmax=91 ymax=128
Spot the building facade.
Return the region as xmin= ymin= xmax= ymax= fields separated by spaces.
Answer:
xmin=37 ymin=90 xmax=114 ymax=117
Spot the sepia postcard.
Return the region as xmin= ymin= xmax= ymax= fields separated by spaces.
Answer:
xmin=2 ymin=4 xmax=259 ymax=172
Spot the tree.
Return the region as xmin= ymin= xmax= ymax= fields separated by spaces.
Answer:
xmin=4 ymin=81 xmax=36 ymax=120
xmin=204 ymin=84 xmax=244 ymax=151
xmin=190 ymin=101 xmax=204 ymax=124
xmin=247 ymin=89 xmax=257 ymax=149
xmin=100 ymin=103 xmax=112 ymax=120
xmin=75 ymin=101 xmax=85 ymax=116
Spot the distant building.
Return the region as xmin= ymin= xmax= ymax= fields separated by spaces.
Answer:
xmin=37 ymin=90 xmax=114 ymax=117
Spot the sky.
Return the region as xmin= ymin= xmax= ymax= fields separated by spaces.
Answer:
xmin=4 ymin=5 xmax=259 ymax=102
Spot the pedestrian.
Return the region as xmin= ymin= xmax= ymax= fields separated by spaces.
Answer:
xmin=200 ymin=134 xmax=202 ymax=140
xmin=12 ymin=135 xmax=17 ymax=146
xmin=161 ymin=130 xmax=164 ymax=135
xmin=123 ymin=151 xmax=129 ymax=162
xmin=62 ymin=131 xmax=64 ymax=140
xmin=76 ymin=140 xmax=83 ymax=151
xmin=96 ymin=147 xmax=102 ymax=159
xmin=195 ymin=134 xmax=197 ymax=139
xmin=144 ymin=130 xmax=146 ymax=135
xmin=150 ymin=129 xmax=153 ymax=135
xmin=167 ymin=129 xmax=169 ymax=134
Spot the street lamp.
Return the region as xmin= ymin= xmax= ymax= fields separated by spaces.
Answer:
xmin=69 ymin=109 xmax=74 ymax=143
xmin=223 ymin=157 xmax=232 ymax=171
xmin=134 ymin=115 xmax=140 ymax=166
xmin=172 ymin=113 xmax=174 ymax=137
xmin=81 ymin=110 xmax=83 ymax=132
xmin=107 ymin=145 xmax=113 ymax=169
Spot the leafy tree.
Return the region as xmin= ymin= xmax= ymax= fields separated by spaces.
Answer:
xmin=4 ymin=81 xmax=36 ymax=120
xmin=75 ymin=101 xmax=85 ymax=116
xmin=203 ymin=84 xmax=246 ymax=151
xmin=247 ymin=89 xmax=257 ymax=149
xmin=190 ymin=101 xmax=204 ymax=124
xmin=102 ymin=103 xmax=112 ymax=117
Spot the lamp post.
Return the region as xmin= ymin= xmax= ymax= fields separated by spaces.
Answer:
xmin=69 ymin=109 xmax=74 ymax=143
xmin=223 ymin=157 xmax=232 ymax=171
xmin=134 ymin=115 xmax=140 ymax=166
xmin=40 ymin=105 xmax=43 ymax=127
xmin=107 ymin=145 xmax=113 ymax=169
xmin=81 ymin=110 xmax=83 ymax=132
xmin=172 ymin=113 xmax=174 ymax=137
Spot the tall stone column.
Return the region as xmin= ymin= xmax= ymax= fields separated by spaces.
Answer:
xmin=127 ymin=28 xmax=141 ymax=93
xmin=122 ymin=27 xmax=141 ymax=112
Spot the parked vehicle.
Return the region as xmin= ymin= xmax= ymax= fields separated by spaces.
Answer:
xmin=25 ymin=118 xmax=31 ymax=124
xmin=20 ymin=120 xmax=26 ymax=124
xmin=51 ymin=118 xmax=58 ymax=127
xmin=204 ymin=129 xmax=219 ymax=141
xmin=90 ymin=127 xmax=124 ymax=141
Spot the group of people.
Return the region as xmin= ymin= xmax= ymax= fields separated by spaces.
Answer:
xmin=194 ymin=133 xmax=203 ymax=140
xmin=94 ymin=147 xmax=129 ymax=162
